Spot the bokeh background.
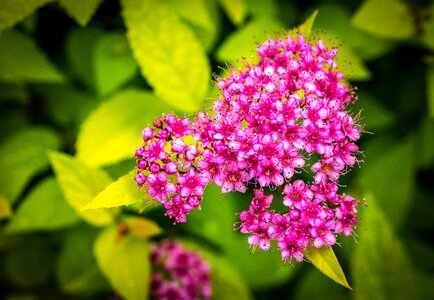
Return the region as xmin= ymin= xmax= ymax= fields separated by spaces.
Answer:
xmin=0 ymin=0 xmax=433 ymax=299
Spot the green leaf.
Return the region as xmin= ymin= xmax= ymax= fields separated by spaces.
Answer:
xmin=216 ymin=18 xmax=284 ymax=65
xmin=20 ymin=11 xmax=37 ymax=33
xmin=415 ymin=118 xmax=434 ymax=168
xmin=121 ymin=0 xmax=210 ymax=112
xmin=0 ymin=110 xmax=28 ymax=141
xmin=293 ymin=267 xmax=349 ymax=300
xmin=182 ymin=185 xmax=239 ymax=249
xmin=57 ymin=225 xmax=109 ymax=296
xmin=5 ymin=177 xmax=79 ymax=233
xmin=427 ymin=65 xmax=434 ymax=118
xmin=65 ymin=27 xmax=104 ymax=89
xmin=0 ymin=29 xmax=64 ymax=83
xmin=359 ymin=137 xmax=415 ymax=226
xmin=103 ymin=158 xmax=136 ymax=179
xmin=247 ymin=0 xmax=280 ymax=19
xmin=351 ymin=0 xmax=415 ymax=40
xmin=0 ymin=0 xmax=53 ymax=32
xmin=180 ymin=240 xmax=253 ymax=300
xmin=209 ymin=256 xmax=253 ymax=300
xmin=290 ymin=10 xmax=318 ymax=38
xmin=0 ymin=83 xmax=29 ymax=104
xmin=352 ymin=91 xmax=395 ymax=131
xmin=94 ymin=33 xmax=138 ymax=96
xmin=218 ymin=0 xmax=247 ymax=26
xmin=0 ymin=195 xmax=12 ymax=220
xmin=352 ymin=193 xmax=419 ymax=300
xmin=313 ymin=2 xmax=394 ymax=61
xmin=49 ymin=151 xmax=115 ymax=226
xmin=35 ymin=84 xmax=99 ymax=133
xmin=0 ymin=127 xmax=61 ymax=204
xmin=313 ymin=31 xmax=372 ymax=81
xmin=66 ymin=29 xmax=138 ymax=95
xmin=76 ymin=89 xmax=170 ymax=167
xmin=94 ymin=226 xmax=150 ymax=300
xmin=83 ymin=171 xmax=149 ymax=210
xmin=305 ymin=246 xmax=352 ymax=290
xmin=59 ymin=0 xmax=104 ymax=27
xmin=3 ymin=239 xmax=53 ymax=288
xmin=166 ymin=0 xmax=220 ymax=51
xmin=182 ymin=184 xmax=295 ymax=290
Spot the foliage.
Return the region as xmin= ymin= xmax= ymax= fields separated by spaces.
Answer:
xmin=0 ymin=0 xmax=433 ymax=299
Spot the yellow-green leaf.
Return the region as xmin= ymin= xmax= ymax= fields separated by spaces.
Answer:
xmin=76 ymin=89 xmax=170 ymax=167
xmin=83 ymin=171 xmax=149 ymax=210
xmin=0 ymin=29 xmax=64 ymax=83
xmin=0 ymin=0 xmax=53 ymax=32
xmin=59 ymin=0 xmax=104 ymax=27
xmin=351 ymin=0 xmax=415 ymax=40
xmin=166 ymin=0 xmax=220 ymax=51
xmin=94 ymin=226 xmax=150 ymax=300
xmin=0 ymin=195 xmax=12 ymax=220
xmin=305 ymin=246 xmax=352 ymax=290
xmin=218 ymin=0 xmax=247 ymax=26
xmin=0 ymin=127 xmax=61 ymax=204
xmin=121 ymin=0 xmax=210 ymax=112
xmin=49 ymin=151 xmax=114 ymax=226
xmin=421 ymin=3 xmax=434 ymax=51
xmin=5 ymin=177 xmax=79 ymax=233
xmin=290 ymin=10 xmax=318 ymax=38
xmin=124 ymin=216 xmax=162 ymax=239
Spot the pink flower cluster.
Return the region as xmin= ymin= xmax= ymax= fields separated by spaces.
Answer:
xmin=135 ymin=34 xmax=362 ymax=262
xmin=150 ymin=241 xmax=211 ymax=300
xmin=134 ymin=114 xmax=210 ymax=223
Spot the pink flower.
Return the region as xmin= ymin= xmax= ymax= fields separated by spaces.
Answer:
xmin=216 ymin=163 xmax=249 ymax=193
xmin=150 ymin=240 xmax=211 ymax=300
xmin=147 ymin=172 xmax=176 ymax=202
xmin=283 ymin=180 xmax=313 ymax=208
xmin=178 ymin=168 xmax=208 ymax=197
xmin=134 ymin=113 xmax=212 ymax=223
xmin=145 ymin=140 xmax=166 ymax=162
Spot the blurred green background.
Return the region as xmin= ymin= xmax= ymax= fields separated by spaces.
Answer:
xmin=1 ymin=0 xmax=433 ymax=299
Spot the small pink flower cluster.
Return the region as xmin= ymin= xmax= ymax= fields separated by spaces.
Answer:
xmin=134 ymin=114 xmax=209 ymax=223
xmin=150 ymin=241 xmax=211 ymax=300
xmin=135 ymin=34 xmax=362 ymax=262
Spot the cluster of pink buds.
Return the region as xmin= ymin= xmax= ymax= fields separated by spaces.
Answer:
xmin=135 ymin=34 xmax=363 ymax=263
xmin=150 ymin=240 xmax=211 ymax=300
